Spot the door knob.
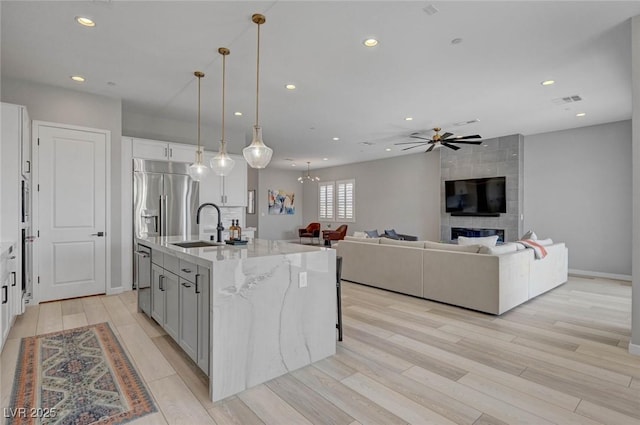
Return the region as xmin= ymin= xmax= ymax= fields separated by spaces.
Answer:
xmin=91 ymin=231 xmax=105 ymax=237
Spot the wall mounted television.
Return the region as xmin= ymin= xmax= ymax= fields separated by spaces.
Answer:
xmin=445 ymin=176 xmax=506 ymax=216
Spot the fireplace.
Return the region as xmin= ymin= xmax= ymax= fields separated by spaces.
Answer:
xmin=451 ymin=227 xmax=504 ymax=242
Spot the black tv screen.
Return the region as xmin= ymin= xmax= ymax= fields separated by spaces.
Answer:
xmin=445 ymin=177 xmax=506 ymax=215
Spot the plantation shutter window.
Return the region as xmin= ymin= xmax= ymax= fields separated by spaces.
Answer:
xmin=319 ymin=182 xmax=334 ymax=220
xmin=336 ymin=179 xmax=355 ymax=222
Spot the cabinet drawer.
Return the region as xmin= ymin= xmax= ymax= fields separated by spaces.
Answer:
xmin=164 ymin=254 xmax=180 ymax=275
xmin=179 ymin=259 xmax=197 ymax=283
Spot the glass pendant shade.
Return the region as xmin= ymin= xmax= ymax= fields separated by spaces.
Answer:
xmin=189 ymin=71 xmax=209 ymax=181
xmin=243 ymin=125 xmax=273 ymax=169
xmin=188 ymin=150 xmax=210 ymax=181
xmin=211 ymin=141 xmax=235 ymax=176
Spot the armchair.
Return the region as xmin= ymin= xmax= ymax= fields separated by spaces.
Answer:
xmin=298 ymin=222 xmax=321 ymax=244
xmin=322 ymin=224 xmax=348 ymax=246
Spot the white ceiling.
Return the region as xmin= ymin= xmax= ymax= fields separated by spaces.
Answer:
xmin=2 ymin=1 xmax=640 ymax=170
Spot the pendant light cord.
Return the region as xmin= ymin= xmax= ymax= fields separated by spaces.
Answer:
xmin=197 ymin=73 xmax=202 ymax=153
xmin=222 ymin=53 xmax=226 ymax=145
xmin=255 ymin=21 xmax=261 ymax=127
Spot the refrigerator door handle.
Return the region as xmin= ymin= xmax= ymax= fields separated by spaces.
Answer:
xmin=158 ymin=195 xmax=164 ymax=236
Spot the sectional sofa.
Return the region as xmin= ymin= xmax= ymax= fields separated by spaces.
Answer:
xmin=336 ymin=236 xmax=568 ymax=315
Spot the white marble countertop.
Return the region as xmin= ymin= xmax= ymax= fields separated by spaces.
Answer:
xmin=136 ymin=235 xmax=329 ymax=267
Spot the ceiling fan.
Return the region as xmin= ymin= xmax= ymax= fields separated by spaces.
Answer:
xmin=395 ymin=127 xmax=483 ymax=153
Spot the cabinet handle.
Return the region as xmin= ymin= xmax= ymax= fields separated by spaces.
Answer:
xmin=26 ymin=160 xmax=31 ymax=173
xmin=2 ymin=285 xmax=7 ymax=304
xmin=11 ymin=272 xmax=17 ymax=287
xmin=195 ymin=274 xmax=201 ymax=294
xmin=181 ymin=282 xmax=191 ymax=288
xmin=181 ymin=268 xmax=192 ymax=273
xmin=159 ymin=275 xmax=165 ymax=291
xmin=169 ymin=148 xmax=173 ymax=157
xmin=164 ymin=147 xmax=168 ymax=157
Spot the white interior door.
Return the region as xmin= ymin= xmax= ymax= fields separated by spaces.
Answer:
xmin=37 ymin=124 xmax=108 ymax=302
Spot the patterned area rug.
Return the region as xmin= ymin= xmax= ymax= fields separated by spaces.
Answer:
xmin=8 ymin=322 xmax=156 ymax=425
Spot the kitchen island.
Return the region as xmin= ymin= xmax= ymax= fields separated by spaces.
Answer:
xmin=135 ymin=236 xmax=336 ymax=401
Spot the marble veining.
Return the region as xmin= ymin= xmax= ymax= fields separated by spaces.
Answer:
xmin=137 ymin=236 xmax=336 ymax=401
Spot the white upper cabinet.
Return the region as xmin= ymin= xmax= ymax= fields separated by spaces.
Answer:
xmin=132 ymin=138 xmax=197 ymax=163
xmin=200 ymin=153 xmax=247 ymax=207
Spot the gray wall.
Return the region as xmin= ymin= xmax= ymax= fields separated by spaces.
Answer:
xmin=524 ymin=120 xmax=632 ymax=277
xmin=441 ymin=134 xmax=524 ymax=243
xmin=301 ymin=154 xmax=441 ymax=241
xmin=1 ymin=77 xmax=124 ymax=290
xmin=246 ymin=167 xmax=259 ymax=229
xmin=257 ymin=168 xmax=303 ymax=240
xmin=631 ymin=15 xmax=639 ymax=352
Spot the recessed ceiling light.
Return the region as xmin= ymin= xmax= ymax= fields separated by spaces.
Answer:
xmin=323 ymin=158 xmax=328 ymax=161
xmin=451 ymin=38 xmax=463 ymax=45
xmin=385 ymin=148 xmax=392 ymax=152
xmin=75 ymin=16 xmax=95 ymax=27
xmin=234 ymin=111 xmax=242 ymax=116
xmin=404 ymin=117 xmax=413 ymax=121
xmin=332 ymin=137 xmax=340 ymax=141
xmin=576 ymin=112 xmax=586 ymax=117
xmin=363 ymin=38 xmax=378 ymax=47
xmin=285 ymin=84 xmax=296 ymax=90
xmin=541 ymin=80 xmax=555 ymax=86
xmin=70 ymin=75 xmax=85 ymax=83
xmin=482 ymin=144 xmax=488 ymax=147
xmin=291 ymin=163 xmax=296 ymax=167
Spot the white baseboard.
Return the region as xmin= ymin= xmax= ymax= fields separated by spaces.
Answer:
xmin=568 ymin=269 xmax=631 ymax=282
xmin=629 ymin=343 xmax=640 ymax=356
xmin=106 ymin=286 xmax=125 ymax=296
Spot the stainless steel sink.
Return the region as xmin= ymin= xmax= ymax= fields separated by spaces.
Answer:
xmin=172 ymin=240 xmax=223 ymax=248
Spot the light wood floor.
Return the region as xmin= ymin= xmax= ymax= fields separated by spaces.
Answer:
xmin=1 ymin=275 xmax=639 ymax=425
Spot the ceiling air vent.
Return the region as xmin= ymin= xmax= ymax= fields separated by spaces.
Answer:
xmin=359 ymin=141 xmax=375 ymax=146
xmin=453 ymin=119 xmax=480 ymax=127
xmin=423 ymin=4 xmax=439 ymax=15
xmin=552 ymin=95 xmax=582 ymax=105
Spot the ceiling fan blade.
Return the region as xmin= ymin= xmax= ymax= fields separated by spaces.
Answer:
xmin=453 ymin=134 xmax=482 ymax=139
xmin=394 ymin=141 xmax=427 ymax=145
xmin=442 ymin=142 xmax=461 ymax=151
xmin=447 ymin=140 xmax=483 ymax=145
xmin=425 ymin=144 xmax=436 ymax=153
xmin=440 ymin=132 xmax=454 ymax=139
xmin=402 ymin=144 xmax=430 ymax=151
xmin=410 ymin=135 xmax=433 ymax=141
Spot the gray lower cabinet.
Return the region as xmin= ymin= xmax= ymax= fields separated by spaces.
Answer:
xmin=149 ymin=248 xmax=210 ymax=375
xmin=163 ymin=271 xmax=180 ymax=340
xmin=196 ymin=265 xmax=210 ymax=374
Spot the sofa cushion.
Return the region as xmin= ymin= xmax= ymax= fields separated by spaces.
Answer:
xmin=344 ymin=236 xmax=381 ymax=244
xmin=479 ymin=243 xmax=519 ymax=255
xmin=521 ymin=230 xmax=538 ymax=240
xmin=458 ymin=235 xmax=499 ymax=248
xmin=365 ymin=229 xmax=380 ymax=238
xmin=352 ymin=231 xmax=367 ymax=238
xmin=379 ymin=238 xmax=426 ymax=248
xmin=424 ymin=240 xmax=482 ymax=253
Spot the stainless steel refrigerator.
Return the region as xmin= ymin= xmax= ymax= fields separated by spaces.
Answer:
xmin=133 ymin=159 xmax=199 ymax=314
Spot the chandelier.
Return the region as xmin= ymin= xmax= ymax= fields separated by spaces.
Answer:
xmin=298 ymin=162 xmax=320 ymax=183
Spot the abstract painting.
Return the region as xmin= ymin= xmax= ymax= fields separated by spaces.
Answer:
xmin=268 ymin=189 xmax=295 ymax=215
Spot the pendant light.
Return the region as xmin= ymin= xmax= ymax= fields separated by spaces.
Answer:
xmin=298 ymin=162 xmax=320 ymax=183
xmin=243 ymin=13 xmax=273 ymax=169
xmin=210 ymin=47 xmax=235 ymax=176
xmin=188 ymin=71 xmax=210 ymax=181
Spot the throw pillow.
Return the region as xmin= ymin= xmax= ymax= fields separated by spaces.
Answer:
xmin=384 ymin=229 xmax=400 ymax=240
xmin=536 ymin=238 xmax=554 ymax=246
xmin=352 ymin=231 xmax=367 ymax=238
xmin=365 ymin=229 xmax=379 ymax=238
xmin=457 ymin=235 xmax=499 ymax=248
xmin=424 ymin=240 xmax=482 ymax=253
xmin=479 ymin=243 xmax=519 ymax=255
xmin=521 ymin=230 xmax=538 ymax=240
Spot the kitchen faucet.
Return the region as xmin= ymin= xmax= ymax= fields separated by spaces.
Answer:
xmin=196 ymin=203 xmax=224 ymax=242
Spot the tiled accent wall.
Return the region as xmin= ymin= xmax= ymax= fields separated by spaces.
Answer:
xmin=440 ymin=134 xmax=524 ymax=242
